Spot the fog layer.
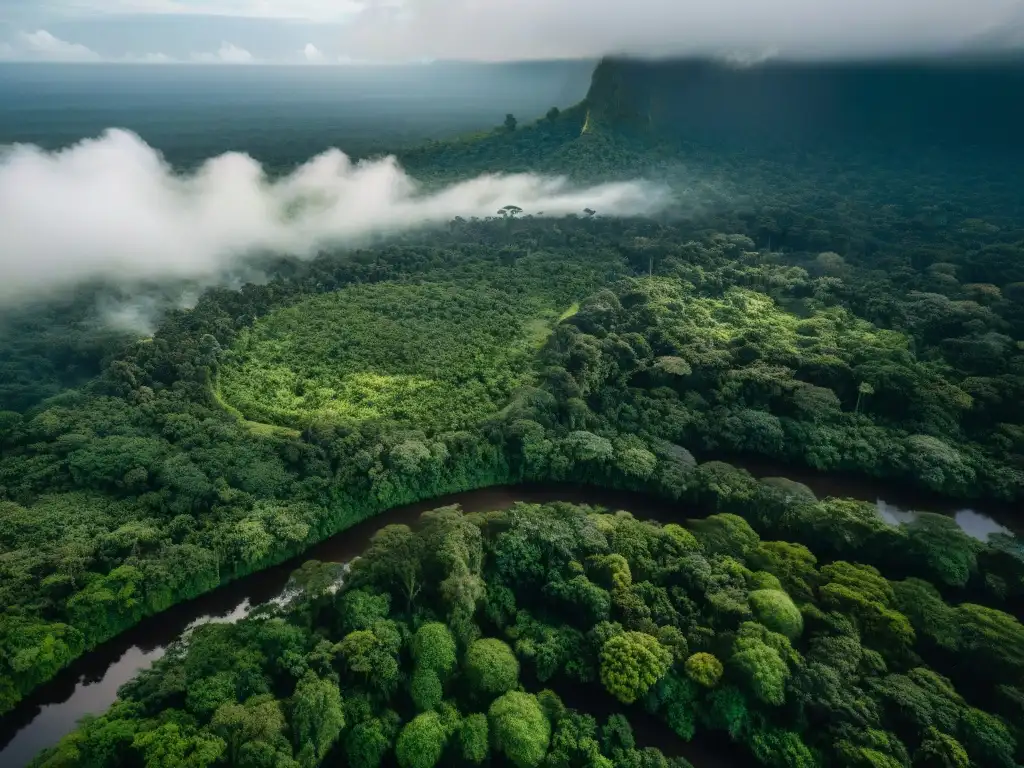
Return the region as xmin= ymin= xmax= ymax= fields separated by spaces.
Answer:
xmin=0 ymin=129 xmax=667 ymax=304
xmin=337 ymin=0 xmax=1023 ymax=61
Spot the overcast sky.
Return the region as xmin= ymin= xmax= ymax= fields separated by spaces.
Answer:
xmin=0 ymin=0 xmax=1021 ymax=64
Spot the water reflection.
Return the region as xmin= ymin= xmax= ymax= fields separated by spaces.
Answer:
xmin=0 ymin=647 xmax=164 ymax=768
xmin=1 ymin=587 xmax=307 ymax=768
xmin=0 ymin=486 xmax=561 ymax=767
xmin=876 ymin=501 xmax=1012 ymax=541
xmin=721 ymin=454 xmax=1018 ymax=541
xmin=0 ymin=584 xmax=291 ymax=767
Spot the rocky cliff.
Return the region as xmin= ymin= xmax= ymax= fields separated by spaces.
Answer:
xmin=581 ymin=55 xmax=1024 ymax=150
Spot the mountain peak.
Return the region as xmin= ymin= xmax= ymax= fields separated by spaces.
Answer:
xmin=582 ymin=57 xmax=655 ymax=134
xmin=581 ymin=55 xmax=1024 ymax=149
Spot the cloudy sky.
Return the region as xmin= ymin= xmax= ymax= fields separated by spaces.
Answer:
xmin=0 ymin=0 xmax=1021 ymax=64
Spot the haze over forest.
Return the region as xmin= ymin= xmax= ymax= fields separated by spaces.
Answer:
xmin=1 ymin=4 xmax=1024 ymax=768
xmin=1 ymin=0 xmax=1023 ymax=62
xmin=1 ymin=0 xmax=1023 ymax=308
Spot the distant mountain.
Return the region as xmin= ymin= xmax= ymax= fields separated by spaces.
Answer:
xmin=579 ymin=55 xmax=1024 ymax=150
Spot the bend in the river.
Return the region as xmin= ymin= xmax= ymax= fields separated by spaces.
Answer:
xmin=0 ymin=466 xmax=1015 ymax=768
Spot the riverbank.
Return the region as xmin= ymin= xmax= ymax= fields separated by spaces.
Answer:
xmin=702 ymin=453 xmax=1018 ymax=539
xmin=3 ymin=471 xmax=1018 ymax=767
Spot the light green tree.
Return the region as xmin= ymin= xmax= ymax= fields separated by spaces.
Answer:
xmin=412 ymin=622 xmax=457 ymax=676
xmin=748 ymin=589 xmax=804 ymax=639
xmin=396 ymin=711 xmax=448 ymax=768
xmin=600 ymin=631 xmax=672 ymax=704
xmin=291 ymin=673 xmax=344 ymax=765
xmin=855 ymin=381 xmax=875 ymax=414
xmin=684 ymin=652 xmax=724 ymax=688
xmin=489 ymin=691 xmax=551 ymax=768
xmin=459 ymin=713 xmax=490 ymax=764
xmin=132 ymin=723 xmax=225 ymax=768
xmin=464 ymin=638 xmax=520 ymax=699
xmin=410 ymin=667 xmax=443 ymax=711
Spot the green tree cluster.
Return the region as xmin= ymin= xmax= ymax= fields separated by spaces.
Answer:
xmin=34 ymin=500 xmax=1023 ymax=768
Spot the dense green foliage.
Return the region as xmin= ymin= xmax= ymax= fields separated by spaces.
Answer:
xmin=464 ymin=638 xmax=521 ymax=698
xmin=0 ymin=295 xmax=138 ymax=413
xmin=600 ymin=631 xmax=673 ymax=704
xmin=2 ymin=221 xmax=1022 ymax=736
xmin=218 ymin=281 xmax=569 ymax=431
xmin=2 ymin=57 xmax=1024 ymax=768
xmin=30 ymin=501 xmax=1024 ymax=768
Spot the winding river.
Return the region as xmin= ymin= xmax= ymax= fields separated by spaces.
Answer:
xmin=0 ymin=469 xmax=1015 ymax=767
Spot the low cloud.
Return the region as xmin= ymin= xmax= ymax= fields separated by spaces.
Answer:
xmin=5 ymin=1 xmax=1021 ymax=63
xmin=334 ymin=0 xmax=1024 ymax=61
xmin=53 ymin=0 xmax=364 ymax=22
xmin=124 ymin=52 xmax=177 ymax=64
xmin=0 ymin=34 xmax=264 ymax=65
xmin=0 ymin=130 xmax=669 ymax=304
xmin=720 ymin=48 xmax=781 ymax=67
xmin=190 ymin=42 xmax=255 ymax=64
xmin=302 ymin=43 xmax=325 ymax=63
xmin=336 ymin=55 xmax=376 ymax=65
xmin=5 ymin=30 xmax=102 ymax=62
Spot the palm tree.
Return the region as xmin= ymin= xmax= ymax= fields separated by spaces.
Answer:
xmin=854 ymin=381 xmax=874 ymax=414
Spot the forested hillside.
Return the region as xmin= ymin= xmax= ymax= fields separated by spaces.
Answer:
xmin=2 ymin=56 xmax=1024 ymax=768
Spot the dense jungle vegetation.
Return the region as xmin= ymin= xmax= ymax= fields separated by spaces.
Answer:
xmin=217 ymin=281 xmax=579 ymax=431
xmin=2 ymin=57 xmax=1024 ymax=767
xmin=29 ymin=501 xmax=1024 ymax=768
